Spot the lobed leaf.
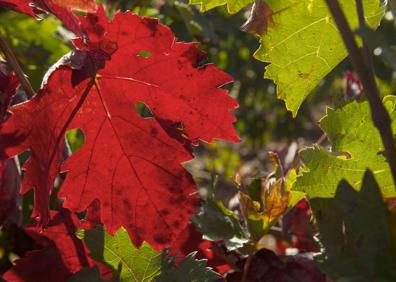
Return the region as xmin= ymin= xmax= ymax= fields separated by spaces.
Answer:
xmin=0 ymin=6 xmax=238 ymax=250
xmin=254 ymin=0 xmax=384 ymax=115
xmin=157 ymin=252 xmax=221 ymax=282
xmin=189 ymin=0 xmax=385 ymax=115
xmin=189 ymin=0 xmax=254 ymax=14
xmin=3 ymin=210 xmax=96 ymax=282
xmin=295 ymin=98 xmax=396 ymax=198
xmin=85 ymin=227 xmax=162 ymax=282
xmin=310 ymin=170 xmax=396 ymax=280
xmin=0 ymin=0 xmax=98 ymax=36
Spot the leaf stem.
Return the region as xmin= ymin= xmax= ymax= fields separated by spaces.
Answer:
xmin=324 ymin=0 xmax=396 ymax=187
xmin=0 ymin=34 xmax=35 ymax=99
xmin=241 ymin=254 xmax=252 ymax=282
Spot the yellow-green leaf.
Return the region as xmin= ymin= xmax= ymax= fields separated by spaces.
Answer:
xmin=254 ymin=0 xmax=384 ymax=115
xmin=189 ymin=0 xmax=254 ymax=14
xmin=295 ymin=97 xmax=396 ymax=198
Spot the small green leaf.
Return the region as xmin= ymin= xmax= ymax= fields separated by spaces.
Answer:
xmin=310 ymin=170 xmax=396 ymax=280
xmin=189 ymin=0 xmax=254 ymax=14
xmin=156 ymin=252 xmax=222 ymax=282
xmin=84 ymin=227 xmax=162 ymax=282
xmin=295 ymin=98 xmax=396 ymax=198
xmin=192 ymin=199 xmax=249 ymax=250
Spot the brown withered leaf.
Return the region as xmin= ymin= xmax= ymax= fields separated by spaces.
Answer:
xmin=240 ymin=0 xmax=273 ymax=36
xmin=239 ymin=177 xmax=290 ymax=229
xmin=262 ymin=178 xmax=290 ymax=222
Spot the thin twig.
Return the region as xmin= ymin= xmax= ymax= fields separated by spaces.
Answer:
xmin=324 ymin=0 xmax=396 ymax=187
xmin=0 ymin=34 xmax=35 ymax=98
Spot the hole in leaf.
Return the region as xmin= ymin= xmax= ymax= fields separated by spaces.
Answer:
xmin=66 ymin=128 xmax=85 ymax=153
xmin=136 ymin=50 xmax=152 ymax=58
xmin=18 ymin=151 xmax=31 ymax=167
xmin=135 ymin=102 xmax=153 ymax=118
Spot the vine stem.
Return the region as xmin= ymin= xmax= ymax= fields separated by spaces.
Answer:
xmin=324 ymin=0 xmax=396 ymax=187
xmin=241 ymin=254 xmax=252 ymax=282
xmin=0 ymin=34 xmax=35 ymax=99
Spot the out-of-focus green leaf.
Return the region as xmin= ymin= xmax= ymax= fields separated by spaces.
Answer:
xmin=0 ymin=12 xmax=70 ymax=89
xmin=84 ymin=227 xmax=162 ymax=282
xmin=156 ymin=252 xmax=221 ymax=282
xmin=295 ymin=98 xmax=396 ymax=198
xmin=192 ymin=199 xmax=249 ymax=250
xmin=254 ymin=0 xmax=384 ymax=116
xmin=357 ymin=25 xmax=396 ymax=71
xmin=310 ymin=170 xmax=396 ymax=280
xmin=189 ymin=0 xmax=254 ymax=14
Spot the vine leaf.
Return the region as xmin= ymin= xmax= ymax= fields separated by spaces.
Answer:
xmin=189 ymin=0 xmax=384 ymax=115
xmin=84 ymin=227 xmax=162 ymax=282
xmin=0 ymin=0 xmax=36 ymax=16
xmin=0 ymin=65 xmax=19 ymax=121
xmin=3 ymin=210 xmax=97 ymax=282
xmin=157 ymin=251 xmax=221 ymax=282
xmin=189 ymin=0 xmax=254 ymax=14
xmin=191 ymin=197 xmax=249 ymax=250
xmin=0 ymin=66 xmax=21 ymax=226
xmin=240 ymin=169 xmax=304 ymax=240
xmin=240 ymin=0 xmax=273 ymax=36
xmin=171 ymin=224 xmax=232 ymax=275
xmin=254 ymin=0 xmax=384 ymax=116
xmin=0 ymin=7 xmax=238 ymax=250
xmin=310 ymin=170 xmax=396 ymax=280
xmin=294 ymin=98 xmax=396 ymax=198
xmin=0 ymin=159 xmax=21 ymax=225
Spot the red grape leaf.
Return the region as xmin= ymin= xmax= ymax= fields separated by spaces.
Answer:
xmin=172 ymin=224 xmax=232 ymax=275
xmin=0 ymin=66 xmax=21 ymax=226
xmin=0 ymin=159 xmax=21 ymax=225
xmin=0 ymin=0 xmax=97 ymax=36
xmin=0 ymin=7 xmax=238 ymax=249
xmin=0 ymin=0 xmax=35 ymax=16
xmin=3 ymin=209 xmax=96 ymax=282
xmin=0 ymin=65 xmax=19 ymax=122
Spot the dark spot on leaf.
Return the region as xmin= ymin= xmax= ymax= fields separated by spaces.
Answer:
xmin=298 ymin=71 xmax=310 ymax=79
xmin=172 ymin=195 xmax=186 ymax=204
xmin=161 ymin=209 xmax=170 ymax=216
xmin=151 ymin=128 xmax=158 ymax=136
xmin=122 ymin=199 xmax=131 ymax=209
xmin=173 ymin=220 xmax=180 ymax=228
xmin=153 ymin=234 xmax=168 ymax=245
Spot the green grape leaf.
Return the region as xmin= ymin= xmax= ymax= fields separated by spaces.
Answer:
xmin=156 ymin=252 xmax=222 ymax=282
xmin=84 ymin=227 xmax=162 ymax=282
xmin=310 ymin=170 xmax=396 ymax=280
xmin=191 ymin=198 xmax=249 ymax=250
xmin=254 ymin=0 xmax=384 ymax=116
xmin=189 ymin=0 xmax=254 ymax=14
xmin=0 ymin=12 xmax=70 ymax=89
xmin=295 ymin=97 xmax=396 ymax=198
